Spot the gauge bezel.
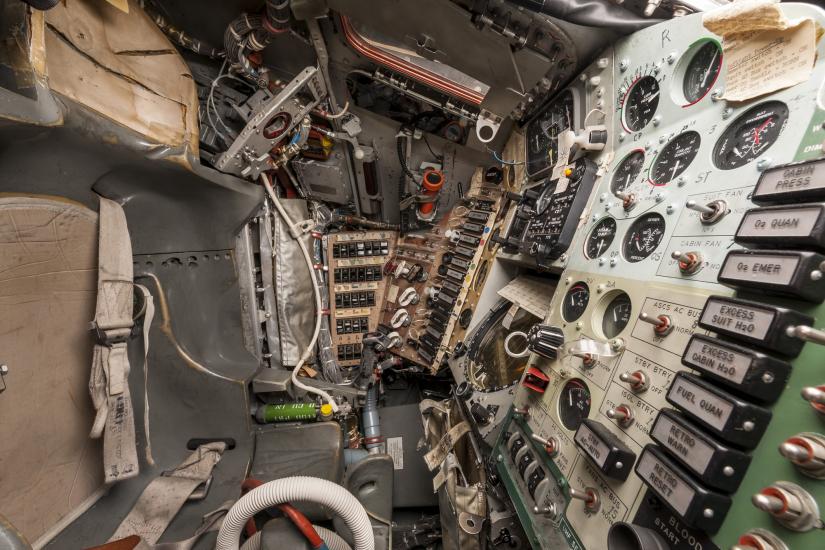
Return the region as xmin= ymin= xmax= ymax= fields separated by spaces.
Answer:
xmin=620 ymin=75 xmax=661 ymax=133
xmin=648 ymin=131 xmax=701 ymax=186
xmin=672 ymin=38 xmax=723 ymax=107
xmin=712 ymin=100 xmax=789 ymax=171
xmin=561 ymin=281 xmax=590 ymax=323
xmin=524 ymin=88 xmax=580 ymax=180
xmin=584 ymin=217 xmax=618 ymax=260
xmin=610 ymin=149 xmax=647 ymax=195
xmin=621 ymin=212 xmax=666 ymax=263
xmin=557 ymin=378 xmax=592 ymax=431
xmin=593 ymin=289 xmax=633 ymax=340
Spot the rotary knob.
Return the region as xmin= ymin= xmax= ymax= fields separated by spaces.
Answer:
xmin=526 ymin=325 xmax=565 ymax=360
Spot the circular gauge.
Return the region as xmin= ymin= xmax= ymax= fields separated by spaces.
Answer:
xmin=623 ymin=76 xmax=660 ymax=132
xmin=558 ymin=379 xmax=591 ymax=431
xmin=562 ymin=282 xmax=590 ymax=322
xmin=623 ymin=213 xmax=666 ymax=263
xmin=611 ymin=150 xmax=645 ymax=194
xmin=526 ymin=90 xmax=575 ymax=177
xmin=602 ymin=292 xmax=632 ymax=339
xmin=683 ymin=41 xmax=722 ymax=104
xmin=535 ymin=182 xmax=556 ymax=215
xmin=650 ymin=131 xmax=701 ymax=185
xmin=585 ymin=217 xmax=617 ymax=259
xmin=713 ymin=101 xmax=789 ymax=170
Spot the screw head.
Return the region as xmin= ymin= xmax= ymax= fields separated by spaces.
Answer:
xmin=722 ymin=108 xmax=734 ymax=119
xmin=762 ymin=372 xmax=775 ymax=384
xmin=619 ymin=132 xmax=626 ymax=142
xmin=756 ymin=158 xmax=773 ymax=171
xmin=667 ymin=52 xmax=678 ymax=64
xmin=619 ymin=58 xmax=629 ymax=71
xmin=0 ymin=364 xmax=7 ymax=375
xmin=609 ymin=258 xmax=617 ymax=267
xmin=723 ymin=466 xmax=735 ymax=476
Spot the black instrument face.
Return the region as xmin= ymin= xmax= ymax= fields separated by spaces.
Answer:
xmin=562 ymin=282 xmax=590 ymax=322
xmin=623 ymin=76 xmax=660 ymax=132
xmin=602 ymin=292 xmax=632 ymax=339
xmin=520 ymin=158 xmax=596 ymax=267
xmin=585 ymin=217 xmax=617 ymax=259
xmin=525 ymin=90 xmax=575 ymax=178
xmin=611 ymin=150 xmax=646 ymax=194
xmin=713 ymin=101 xmax=789 ymax=170
xmin=559 ymin=379 xmax=592 ymax=431
xmin=650 ymin=131 xmax=701 ymax=185
xmin=623 ymin=213 xmax=666 ymax=263
xmin=683 ymin=40 xmax=723 ymax=104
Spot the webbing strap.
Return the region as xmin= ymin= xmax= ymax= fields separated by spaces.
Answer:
xmin=108 ymin=443 xmax=227 ymax=545
xmin=89 ymin=197 xmax=139 ymax=484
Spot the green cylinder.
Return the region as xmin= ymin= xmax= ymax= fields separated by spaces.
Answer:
xmin=256 ymin=402 xmax=318 ymax=423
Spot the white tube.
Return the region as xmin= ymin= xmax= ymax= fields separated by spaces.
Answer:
xmin=261 ymin=173 xmax=338 ymax=413
xmin=237 ymin=525 xmax=352 ymax=550
xmin=216 ymin=476 xmax=373 ymax=550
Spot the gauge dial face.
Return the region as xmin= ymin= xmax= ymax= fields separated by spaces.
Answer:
xmin=585 ymin=218 xmax=617 ymax=259
xmin=623 ymin=213 xmax=666 ymax=263
xmin=525 ymin=90 xmax=575 ymax=178
xmin=558 ymin=379 xmax=591 ymax=431
xmin=562 ymin=283 xmax=590 ymax=322
xmin=623 ymin=76 xmax=660 ymax=132
xmin=611 ymin=150 xmax=646 ymax=194
xmin=650 ymin=131 xmax=701 ymax=185
xmin=602 ymin=292 xmax=632 ymax=339
xmin=683 ymin=41 xmax=722 ymax=104
xmin=713 ymin=101 xmax=789 ymax=170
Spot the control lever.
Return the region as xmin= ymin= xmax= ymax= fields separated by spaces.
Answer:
xmin=638 ymin=311 xmax=674 ymax=336
xmin=800 ymin=385 xmax=825 ymax=416
xmin=607 ymin=404 xmax=634 ymax=428
xmin=752 ymin=482 xmax=823 ymax=531
xmin=569 ymin=486 xmax=600 ymax=512
xmin=615 ymin=191 xmax=637 ymax=211
xmin=686 ymin=199 xmax=727 ymax=224
xmin=732 ymin=529 xmax=789 ymax=550
xmin=779 ymin=433 xmax=825 ymax=479
xmin=619 ymin=370 xmax=649 ymax=392
xmin=671 ymin=250 xmax=703 ymax=275
xmin=531 ymin=433 xmax=559 ymax=457
xmin=572 ymin=352 xmax=597 ymax=368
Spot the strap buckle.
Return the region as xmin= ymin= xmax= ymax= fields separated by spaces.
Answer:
xmin=188 ymin=476 xmax=213 ymax=501
xmin=89 ymin=320 xmax=130 ymax=347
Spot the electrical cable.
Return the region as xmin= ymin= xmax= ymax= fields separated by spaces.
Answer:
xmin=487 ymin=147 xmax=525 ymax=166
xmin=261 ymin=173 xmax=338 ymax=413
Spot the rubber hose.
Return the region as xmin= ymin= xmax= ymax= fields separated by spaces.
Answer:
xmin=505 ymin=0 xmax=663 ymax=33
xmin=239 ymin=525 xmax=352 ymax=550
xmin=362 ymin=385 xmax=382 ymax=453
xmin=215 ymin=476 xmax=373 ymax=550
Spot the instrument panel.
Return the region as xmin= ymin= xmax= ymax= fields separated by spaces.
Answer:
xmin=495 ymin=3 xmax=825 ymax=550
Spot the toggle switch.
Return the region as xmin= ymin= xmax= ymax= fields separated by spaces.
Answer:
xmin=779 ymin=433 xmax=825 ymax=479
xmin=607 ymin=404 xmax=634 ymax=428
xmin=569 ymin=487 xmax=600 ymax=512
xmin=619 ymin=370 xmax=649 ymax=392
xmin=513 ymin=406 xmax=530 ymax=418
xmin=686 ymin=199 xmax=727 ymax=224
xmin=572 ymin=351 xmax=596 ymax=369
xmin=752 ymin=482 xmax=824 ymax=531
xmin=671 ymin=250 xmax=703 ymax=275
xmin=615 ymin=191 xmax=637 ymax=211
xmin=523 ymin=366 xmax=550 ymax=394
xmin=639 ymin=311 xmax=674 ymax=336
xmin=531 ymin=433 xmax=559 ymax=457
xmin=732 ymin=529 xmax=789 ymax=550
xmin=801 ymin=385 xmax=825 ymax=416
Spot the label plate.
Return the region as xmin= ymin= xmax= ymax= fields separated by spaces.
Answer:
xmin=636 ymin=450 xmax=695 ymax=517
xmin=737 ymin=207 xmax=821 ymax=238
xmin=682 ymin=337 xmax=751 ymax=384
xmin=667 ymin=376 xmax=733 ymax=431
xmin=719 ymin=252 xmax=798 ymax=285
xmin=574 ymin=423 xmax=610 ymax=468
xmin=754 ymin=159 xmax=825 ymax=201
xmin=651 ymin=414 xmax=714 ymax=475
xmin=700 ymin=298 xmax=774 ymax=340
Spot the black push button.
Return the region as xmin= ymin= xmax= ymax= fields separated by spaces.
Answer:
xmin=735 ymin=203 xmax=825 ymax=251
xmin=574 ymin=419 xmax=636 ymax=481
xmin=752 ymin=158 xmax=825 ymax=204
xmin=666 ymin=372 xmax=772 ymax=449
xmin=698 ymin=295 xmax=813 ymax=357
xmin=651 ymin=409 xmax=752 ymax=493
xmin=635 ymin=445 xmax=731 ymax=534
xmin=681 ymin=334 xmax=791 ymax=403
xmin=718 ymin=249 xmax=825 ymax=302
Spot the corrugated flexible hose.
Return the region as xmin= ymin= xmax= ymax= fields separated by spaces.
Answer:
xmin=216 ymin=476 xmax=373 ymax=550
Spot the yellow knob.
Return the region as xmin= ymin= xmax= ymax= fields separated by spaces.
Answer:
xmin=320 ymin=404 xmax=333 ymax=418
xmin=563 ymin=167 xmax=573 ymax=177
